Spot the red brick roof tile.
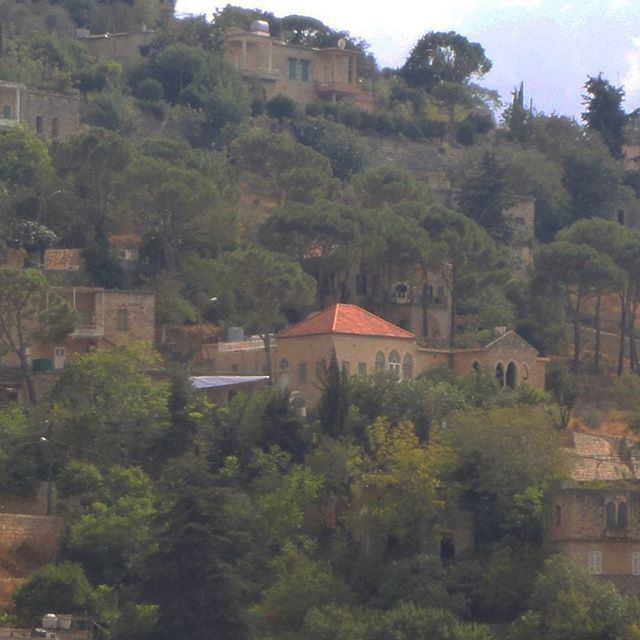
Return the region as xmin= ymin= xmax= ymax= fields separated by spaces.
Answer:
xmin=278 ymin=304 xmax=415 ymax=339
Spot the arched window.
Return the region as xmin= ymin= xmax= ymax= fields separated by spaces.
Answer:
xmin=388 ymin=351 xmax=401 ymax=377
xmin=279 ymin=359 xmax=290 ymax=390
xmin=495 ymin=362 xmax=505 ymax=387
xmin=606 ymin=501 xmax=617 ymax=528
xmin=402 ymin=354 xmax=413 ymax=379
xmin=375 ymin=351 xmax=385 ymax=372
xmin=618 ymin=502 xmax=629 ymax=529
xmin=472 ymin=361 xmax=480 ymax=372
xmin=522 ymin=363 xmax=530 ymax=381
xmin=506 ymin=361 xmax=517 ymax=389
xmin=555 ymin=504 xmax=562 ymax=526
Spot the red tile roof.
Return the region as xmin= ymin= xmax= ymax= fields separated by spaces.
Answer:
xmin=278 ymin=304 xmax=415 ymax=339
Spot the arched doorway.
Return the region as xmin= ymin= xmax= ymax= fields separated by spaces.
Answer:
xmin=495 ymin=362 xmax=505 ymax=387
xmin=506 ymin=362 xmax=517 ymax=389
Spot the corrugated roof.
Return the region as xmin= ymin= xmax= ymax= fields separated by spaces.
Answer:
xmin=190 ymin=376 xmax=269 ymax=390
xmin=278 ymin=304 xmax=415 ymax=339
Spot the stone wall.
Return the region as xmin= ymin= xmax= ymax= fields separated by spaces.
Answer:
xmin=20 ymin=90 xmax=81 ymax=139
xmin=103 ymin=290 xmax=155 ymax=344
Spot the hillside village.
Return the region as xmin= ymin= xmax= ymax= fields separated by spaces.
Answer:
xmin=1 ymin=1 xmax=640 ymax=640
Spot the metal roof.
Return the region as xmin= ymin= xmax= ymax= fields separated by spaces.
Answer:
xmin=190 ymin=375 xmax=269 ymax=390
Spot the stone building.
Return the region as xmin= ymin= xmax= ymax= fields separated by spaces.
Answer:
xmin=0 ymin=81 xmax=81 ymax=138
xmin=224 ymin=21 xmax=373 ymax=111
xmin=548 ymin=431 xmax=640 ymax=592
xmin=76 ymin=29 xmax=154 ymax=68
xmin=199 ymin=303 xmax=547 ymax=405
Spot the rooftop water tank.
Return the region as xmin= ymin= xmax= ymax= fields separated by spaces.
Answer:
xmin=226 ymin=326 xmax=245 ymax=342
xmin=250 ymin=20 xmax=270 ymax=36
xmin=42 ymin=614 xmax=57 ymax=629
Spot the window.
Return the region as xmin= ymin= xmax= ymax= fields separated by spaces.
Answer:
xmin=588 ymin=550 xmax=602 ymax=574
xmin=2 ymin=105 xmax=10 ymax=119
xmin=395 ymin=283 xmax=409 ymax=300
xmin=375 ymin=351 xmax=385 ymax=372
xmin=288 ymin=58 xmax=297 ymax=80
xmin=618 ymin=502 xmax=629 ymax=529
xmin=506 ymin=361 xmax=517 ymax=389
xmin=423 ymin=284 xmax=433 ymax=303
xmin=298 ymin=362 xmax=307 ymax=384
xmin=347 ymin=57 xmax=354 ymax=83
xmin=514 ymin=216 xmax=525 ymax=226
xmin=51 ymin=117 xmax=59 ymax=139
xmin=36 ymin=115 xmax=44 ymax=134
xmin=358 ymin=362 xmax=367 ymax=376
xmin=606 ymin=501 xmax=617 ymax=529
xmin=522 ymin=363 xmax=530 ymax=381
xmin=116 ymin=308 xmax=129 ymax=331
xmin=555 ymin=504 xmax=562 ymax=526
xmin=435 ymin=286 xmax=445 ymax=304
xmin=388 ymin=351 xmax=401 ymax=377
xmin=402 ymin=354 xmax=413 ymax=379
xmin=279 ymin=358 xmax=290 ymax=372
xmin=632 ymin=552 xmax=640 ymax=576
xmin=300 ymin=59 xmax=310 ymax=82
xmin=323 ymin=65 xmax=332 ymax=82
xmin=341 ymin=361 xmax=350 ymax=377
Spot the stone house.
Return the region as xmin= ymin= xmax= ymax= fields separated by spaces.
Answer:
xmin=0 ymin=81 xmax=81 ymax=138
xmin=548 ymin=431 xmax=640 ymax=592
xmin=224 ymin=21 xmax=374 ymax=111
xmin=76 ymin=29 xmax=154 ymax=68
xmin=200 ymin=303 xmax=547 ymax=406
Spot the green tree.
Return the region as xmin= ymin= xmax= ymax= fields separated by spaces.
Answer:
xmin=0 ymin=267 xmax=74 ymax=405
xmin=456 ymin=151 xmax=516 ymax=242
xmin=145 ymin=454 xmax=245 ymax=640
xmin=534 ymin=241 xmax=623 ymax=371
xmin=401 ymin=31 xmax=492 ymax=91
xmin=63 ymin=465 xmax=156 ymax=585
xmin=517 ymin=555 xmax=640 ymax=640
xmin=49 ymin=344 xmax=169 ymax=466
xmin=266 ymin=93 xmax=296 ymax=122
xmin=203 ymin=248 xmax=316 ymax=380
xmin=545 ymin=362 xmax=580 ymax=429
xmin=582 ymin=74 xmax=627 ymax=159
xmin=12 ymin=562 xmax=95 ymax=625
xmin=444 ymin=406 xmax=566 ymax=547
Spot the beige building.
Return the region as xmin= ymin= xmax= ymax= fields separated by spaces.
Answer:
xmin=76 ymin=29 xmax=154 ymax=68
xmin=0 ymin=81 xmax=81 ymax=138
xmin=224 ymin=22 xmax=373 ymax=111
xmin=200 ymin=303 xmax=547 ymax=405
xmin=549 ymin=432 xmax=640 ymax=592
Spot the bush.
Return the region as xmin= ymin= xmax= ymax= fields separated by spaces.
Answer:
xmin=135 ymin=78 xmax=164 ymax=102
xmin=266 ymin=93 xmax=296 ymax=122
xmin=12 ymin=563 xmax=95 ymax=625
xmin=456 ymin=120 xmax=476 ymax=146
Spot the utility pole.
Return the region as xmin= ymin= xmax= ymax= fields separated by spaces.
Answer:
xmin=42 ymin=420 xmax=54 ymax=516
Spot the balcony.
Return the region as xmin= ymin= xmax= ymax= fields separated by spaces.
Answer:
xmin=237 ymin=66 xmax=279 ymax=82
xmin=315 ymin=80 xmax=360 ymax=97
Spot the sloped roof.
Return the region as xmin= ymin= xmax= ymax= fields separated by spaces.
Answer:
xmin=567 ymin=431 xmax=640 ymax=481
xmin=278 ymin=304 xmax=415 ymax=339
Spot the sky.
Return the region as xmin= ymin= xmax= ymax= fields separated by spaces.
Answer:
xmin=174 ymin=0 xmax=640 ymax=118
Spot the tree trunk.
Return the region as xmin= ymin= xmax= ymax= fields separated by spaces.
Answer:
xmin=449 ymin=285 xmax=456 ymax=348
xmin=594 ymin=293 xmax=602 ymax=372
xmin=618 ymin=293 xmax=628 ymax=376
xmin=630 ymin=298 xmax=639 ymax=373
xmin=18 ymin=348 xmax=37 ymax=405
xmin=421 ymin=282 xmax=430 ymax=338
xmin=262 ymin=333 xmax=273 ymax=384
xmin=571 ymin=294 xmax=582 ymax=373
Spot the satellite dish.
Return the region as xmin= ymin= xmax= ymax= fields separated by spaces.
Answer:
xmin=337 ymin=37 xmax=346 ymax=49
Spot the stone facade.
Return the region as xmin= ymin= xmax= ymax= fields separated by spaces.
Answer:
xmin=77 ymin=30 xmax=154 ymax=68
xmin=200 ymin=305 xmax=547 ymax=406
xmin=547 ymin=432 xmax=640 ymax=590
xmin=224 ymin=25 xmax=373 ymax=111
xmin=0 ymin=81 xmax=81 ymax=138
